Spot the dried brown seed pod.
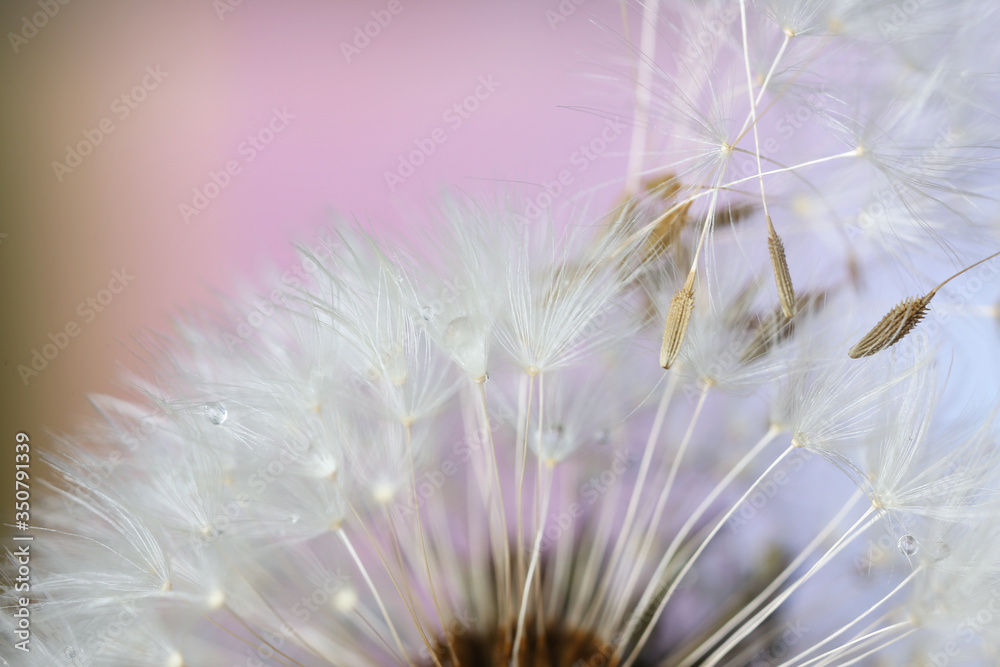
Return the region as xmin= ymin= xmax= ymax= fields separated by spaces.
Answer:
xmin=766 ymin=216 xmax=796 ymax=319
xmin=848 ymin=249 xmax=1000 ymax=359
xmin=660 ymin=271 xmax=697 ymax=369
xmin=742 ymin=291 xmax=825 ymax=362
xmin=848 ymin=294 xmax=933 ymax=359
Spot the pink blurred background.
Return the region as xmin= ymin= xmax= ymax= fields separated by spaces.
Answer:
xmin=1 ymin=1 xmax=640 ymax=510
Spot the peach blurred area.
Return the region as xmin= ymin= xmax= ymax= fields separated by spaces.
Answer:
xmin=0 ymin=0 xmax=636 ymax=497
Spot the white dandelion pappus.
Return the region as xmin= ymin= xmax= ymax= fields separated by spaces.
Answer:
xmin=5 ymin=1 xmax=1000 ymax=666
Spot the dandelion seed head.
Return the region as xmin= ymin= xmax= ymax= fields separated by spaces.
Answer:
xmin=8 ymin=1 xmax=1000 ymax=665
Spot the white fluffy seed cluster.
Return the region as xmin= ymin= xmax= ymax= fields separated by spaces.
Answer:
xmin=6 ymin=1 xmax=1000 ymax=666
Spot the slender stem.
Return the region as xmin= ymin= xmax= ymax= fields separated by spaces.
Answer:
xmin=348 ymin=604 xmax=404 ymax=665
xmin=676 ymin=489 xmax=864 ymax=667
xmin=404 ymin=423 xmax=461 ymax=666
xmin=530 ymin=373 xmax=547 ymax=644
xmin=583 ymin=371 xmax=679 ymax=628
xmin=566 ymin=436 xmax=632 ymax=626
xmin=477 ymin=379 xmax=513 ymax=625
xmin=348 ymin=502 xmax=438 ymax=667
xmin=382 ymin=507 xmax=441 ymax=665
xmin=824 ymin=626 xmax=916 ymax=667
xmin=205 ymin=615 xmax=302 ymax=667
xmin=700 ymin=507 xmax=881 ymax=667
xmin=515 ymin=373 xmax=535 ymax=608
xmin=756 ymin=35 xmax=790 ymax=107
xmin=221 ymin=604 xmax=305 ymax=666
xmin=338 ymin=529 xmax=415 ymax=667
xmin=609 ymin=150 xmax=860 ymax=261
xmin=807 ymin=622 xmax=913 ymax=667
xmin=739 ymin=0 xmax=774 ymax=224
xmin=605 ymin=385 xmax=710 ymax=631
xmin=619 ymin=433 xmax=786 ymax=667
xmin=230 ymin=562 xmax=337 ymax=665
xmin=929 ymin=248 xmax=1000 ymax=296
xmin=730 ymin=33 xmax=791 ymax=147
xmin=511 ymin=462 xmax=555 ymax=666
xmin=624 ymin=0 xmax=661 ymax=197
xmin=778 ymin=568 xmax=920 ymax=667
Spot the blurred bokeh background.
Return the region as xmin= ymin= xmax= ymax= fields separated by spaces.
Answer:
xmin=0 ymin=0 xmax=639 ymax=537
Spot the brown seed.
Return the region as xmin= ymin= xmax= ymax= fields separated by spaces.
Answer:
xmin=645 ymin=201 xmax=691 ymax=258
xmin=847 ymin=249 xmax=1000 ymax=359
xmin=848 ymin=294 xmax=933 ymax=359
xmin=660 ymin=271 xmax=696 ymax=369
xmin=742 ymin=309 xmax=785 ymax=363
xmin=741 ymin=291 xmax=825 ymax=362
xmin=642 ymin=172 xmax=683 ymax=200
xmin=766 ymin=216 xmax=796 ymax=319
xmin=717 ymin=202 xmax=755 ymax=228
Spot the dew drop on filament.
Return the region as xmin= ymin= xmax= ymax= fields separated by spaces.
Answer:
xmin=898 ymin=534 xmax=918 ymax=556
xmin=205 ymin=402 xmax=228 ymax=425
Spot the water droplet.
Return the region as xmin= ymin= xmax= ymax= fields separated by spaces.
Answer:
xmin=205 ymin=402 xmax=227 ymax=425
xmin=934 ymin=541 xmax=951 ymax=561
xmin=444 ymin=316 xmax=487 ymax=374
xmin=483 ymin=371 xmax=491 ymax=382
xmin=445 ymin=316 xmax=475 ymax=347
xmin=897 ymin=534 xmax=918 ymax=556
xmin=64 ymin=646 xmax=77 ymax=659
xmin=421 ymin=305 xmax=435 ymax=321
